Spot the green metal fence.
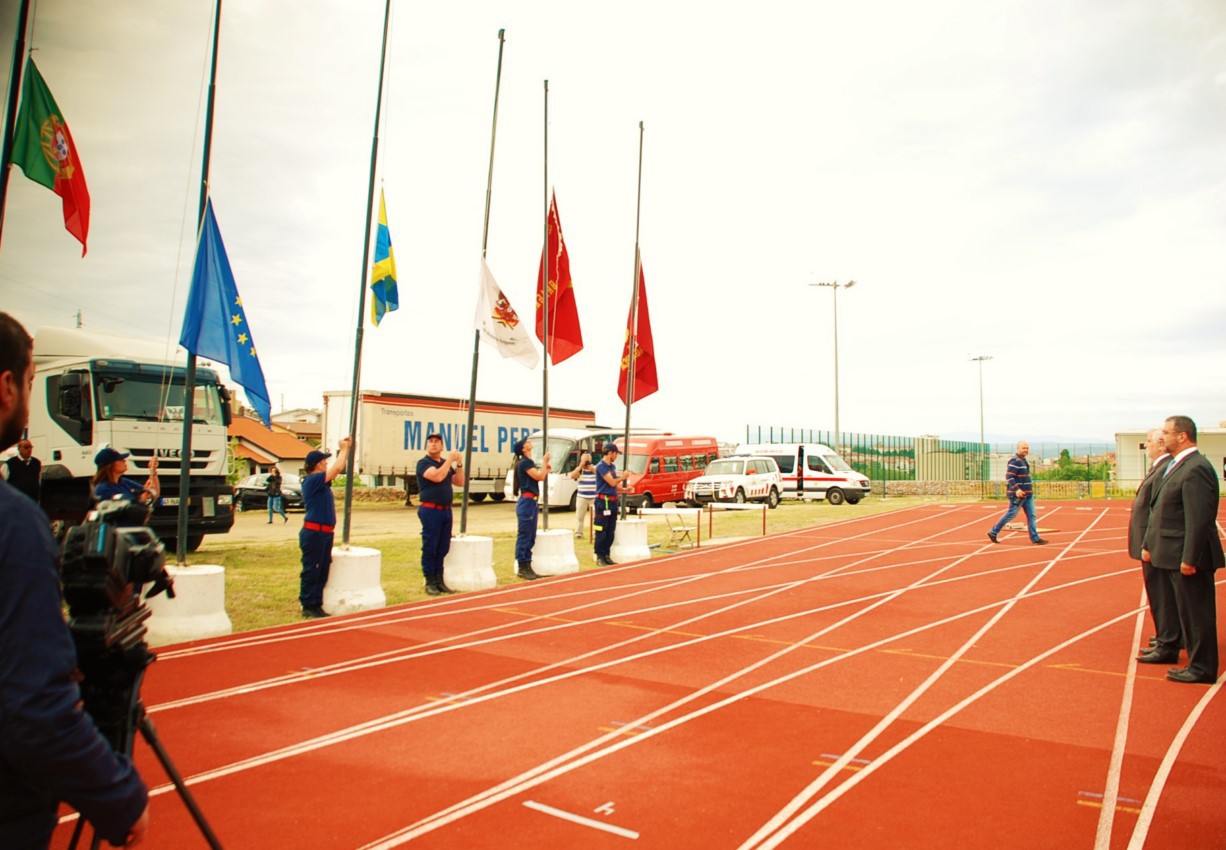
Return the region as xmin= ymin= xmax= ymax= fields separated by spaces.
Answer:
xmin=744 ymin=425 xmax=1114 ymax=493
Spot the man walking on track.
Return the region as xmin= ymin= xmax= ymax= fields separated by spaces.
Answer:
xmin=987 ymin=440 xmax=1048 ymax=545
xmin=1142 ymin=415 xmax=1223 ymax=684
xmin=416 ymin=433 xmax=464 ymax=595
xmin=1130 ymin=427 xmax=1179 ymax=665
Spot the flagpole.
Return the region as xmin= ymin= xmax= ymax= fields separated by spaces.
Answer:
xmin=341 ymin=0 xmax=393 ymax=547
xmin=540 ymin=80 xmax=550 ymax=528
xmin=619 ymin=121 xmax=644 ymax=518
xmin=0 ymin=0 xmax=31 ymax=250
xmin=174 ymin=0 xmax=223 ymax=565
xmin=460 ymin=27 xmax=506 ymax=536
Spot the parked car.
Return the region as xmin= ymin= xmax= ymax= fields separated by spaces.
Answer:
xmin=684 ymin=455 xmax=782 ymax=508
xmin=234 ymin=473 xmax=304 ymax=512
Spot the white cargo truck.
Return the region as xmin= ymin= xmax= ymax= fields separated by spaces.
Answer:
xmin=322 ymin=391 xmax=596 ymax=501
xmin=27 ymin=327 xmax=236 ymax=550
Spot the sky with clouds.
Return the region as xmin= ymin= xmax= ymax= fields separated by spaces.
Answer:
xmin=1 ymin=0 xmax=1224 ymax=449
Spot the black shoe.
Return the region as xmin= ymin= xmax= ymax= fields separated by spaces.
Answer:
xmin=267 ymin=520 xmax=273 ymax=524
xmin=517 ymin=564 xmax=542 ymax=581
xmin=1033 ymin=538 xmax=1049 ymax=545
xmin=302 ymin=606 xmax=330 ymax=618
xmin=436 ymin=577 xmax=457 ymax=594
xmin=987 ymin=532 xmax=998 ymax=544
xmin=425 ymin=579 xmax=443 ymax=596
xmin=1166 ymin=668 xmax=1216 ymax=684
xmin=1137 ymin=650 xmax=1179 ymax=664
xmin=1148 ymin=636 xmax=1158 ymax=647
xmin=596 ymin=556 xmax=616 ymax=566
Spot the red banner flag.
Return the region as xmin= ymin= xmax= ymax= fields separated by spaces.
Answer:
xmin=618 ymin=263 xmax=658 ymax=404
xmin=535 ymin=192 xmax=583 ymax=364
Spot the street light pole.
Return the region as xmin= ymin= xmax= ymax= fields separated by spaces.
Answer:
xmin=811 ymin=280 xmax=855 ymax=450
xmin=971 ymin=355 xmax=992 ymax=495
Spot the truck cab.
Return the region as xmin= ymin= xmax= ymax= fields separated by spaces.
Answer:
xmin=29 ymin=328 xmax=236 ymax=551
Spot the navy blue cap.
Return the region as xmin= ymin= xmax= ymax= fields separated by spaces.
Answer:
xmin=94 ymin=447 xmax=129 ymax=467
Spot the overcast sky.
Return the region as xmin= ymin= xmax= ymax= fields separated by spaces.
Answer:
xmin=1 ymin=0 xmax=1224 ymax=448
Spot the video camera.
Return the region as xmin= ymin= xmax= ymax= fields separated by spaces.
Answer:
xmin=60 ymin=498 xmax=175 ymax=753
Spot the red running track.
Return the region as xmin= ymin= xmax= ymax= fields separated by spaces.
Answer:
xmin=51 ymin=501 xmax=1226 ymax=849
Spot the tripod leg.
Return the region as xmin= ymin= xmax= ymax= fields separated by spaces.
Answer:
xmin=138 ymin=712 xmax=225 ymax=850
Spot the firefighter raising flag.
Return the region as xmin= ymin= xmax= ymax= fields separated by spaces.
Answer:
xmin=535 ymin=191 xmax=583 ymax=364
xmin=618 ymin=261 xmax=658 ymax=404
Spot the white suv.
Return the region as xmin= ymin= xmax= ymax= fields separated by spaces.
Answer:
xmin=684 ymin=455 xmax=782 ymax=508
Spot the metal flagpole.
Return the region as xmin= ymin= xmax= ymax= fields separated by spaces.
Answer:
xmin=341 ymin=0 xmax=393 ymax=546
xmin=460 ymin=28 xmax=506 ymax=535
xmin=540 ymin=80 xmax=550 ymax=529
xmin=619 ymin=121 xmax=644 ymax=519
xmin=174 ymin=0 xmax=222 ymax=565
xmin=0 ymin=0 xmax=32 ymax=250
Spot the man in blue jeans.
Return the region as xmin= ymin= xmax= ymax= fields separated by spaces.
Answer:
xmin=988 ymin=441 xmax=1048 ymax=545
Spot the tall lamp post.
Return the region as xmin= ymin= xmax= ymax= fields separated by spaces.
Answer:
xmin=811 ymin=280 xmax=855 ymax=450
xmin=971 ymin=355 xmax=992 ymax=496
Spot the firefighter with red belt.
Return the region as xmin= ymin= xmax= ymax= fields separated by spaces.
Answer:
xmin=416 ymin=433 xmax=464 ymax=596
xmin=594 ymin=444 xmax=630 ymax=567
xmin=512 ymin=438 xmax=550 ymax=580
xmin=298 ymin=438 xmax=350 ymax=618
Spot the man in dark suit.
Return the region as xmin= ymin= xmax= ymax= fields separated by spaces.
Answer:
xmin=3 ymin=437 xmax=40 ymax=503
xmin=1141 ymin=415 xmax=1224 ymax=684
xmin=1132 ymin=427 xmax=1179 ymax=664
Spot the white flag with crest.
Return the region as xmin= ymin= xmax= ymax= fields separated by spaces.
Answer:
xmin=474 ymin=259 xmax=539 ymax=369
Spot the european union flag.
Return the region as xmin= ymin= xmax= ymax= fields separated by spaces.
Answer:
xmin=179 ymin=199 xmax=272 ymax=426
xmin=370 ymin=189 xmax=399 ymax=326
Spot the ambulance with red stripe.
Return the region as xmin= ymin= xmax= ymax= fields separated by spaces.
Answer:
xmin=736 ymin=442 xmax=871 ymax=505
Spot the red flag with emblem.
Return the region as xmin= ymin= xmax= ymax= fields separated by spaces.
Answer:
xmin=618 ymin=262 xmax=658 ymax=404
xmin=534 ymin=192 xmax=583 ymax=364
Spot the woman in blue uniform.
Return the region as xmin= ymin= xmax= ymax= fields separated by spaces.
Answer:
xmin=92 ymin=447 xmax=159 ymax=504
xmin=512 ymin=438 xmax=551 ymax=581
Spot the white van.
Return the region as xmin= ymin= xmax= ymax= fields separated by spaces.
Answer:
xmin=737 ymin=443 xmax=871 ymax=505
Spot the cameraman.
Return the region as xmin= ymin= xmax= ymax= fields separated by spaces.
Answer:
xmin=0 ymin=314 xmax=149 ymax=848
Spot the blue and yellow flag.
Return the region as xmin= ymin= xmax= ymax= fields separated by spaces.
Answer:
xmin=179 ymin=199 xmax=272 ymax=426
xmin=371 ymin=190 xmax=399 ymax=325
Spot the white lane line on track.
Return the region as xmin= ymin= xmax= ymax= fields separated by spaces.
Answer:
xmin=735 ymin=508 xmax=1111 ymax=850
xmin=1092 ymin=590 xmax=1147 ymax=849
xmin=353 ymin=515 xmax=1146 ymax=848
xmin=1126 ymin=671 xmax=1224 ymax=849
xmin=156 ymin=504 xmax=958 ymax=661
xmin=522 ymin=801 xmax=639 ymax=840
xmin=151 ymin=505 xmax=974 ymax=711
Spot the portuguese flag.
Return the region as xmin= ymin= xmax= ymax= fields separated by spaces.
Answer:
xmin=10 ymin=58 xmax=90 ymax=255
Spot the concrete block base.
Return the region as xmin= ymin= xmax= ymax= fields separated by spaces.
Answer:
xmin=145 ymin=563 xmax=232 ymax=647
xmin=324 ymin=546 xmax=387 ymax=615
xmin=610 ymin=518 xmax=650 ymax=564
xmin=527 ymin=528 xmax=579 ymax=576
xmin=444 ymin=536 xmax=497 ymax=591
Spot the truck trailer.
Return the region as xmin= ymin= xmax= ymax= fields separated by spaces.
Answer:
xmin=27 ymin=327 xmax=236 ymax=551
xmin=322 ymin=391 xmax=596 ymax=501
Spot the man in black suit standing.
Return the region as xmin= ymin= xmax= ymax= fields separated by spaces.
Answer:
xmin=1132 ymin=427 xmax=1179 ymax=665
xmin=1141 ymin=415 xmax=1224 ymax=684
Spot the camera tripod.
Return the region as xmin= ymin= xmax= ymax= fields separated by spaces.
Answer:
xmin=66 ymin=659 xmax=224 ymax=850
xmin=60 ymin=502 xmax=223 ymax=849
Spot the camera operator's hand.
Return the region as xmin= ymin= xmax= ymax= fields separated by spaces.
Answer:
xmin=125 ymin=803 xmax=150 ymax=846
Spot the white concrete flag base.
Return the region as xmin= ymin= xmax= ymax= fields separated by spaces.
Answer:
xmin=324 ymin=546 xmax=387 ymax=614
xmin=610 ymin=518 xmax=650 ymax=564
xmin=145 ymin=563 xmax=232 ymax=648
xmin=527 ymin=528 xmax=579 ymax=576
xmin=444 ymin=535 xmax=497 ymax=591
